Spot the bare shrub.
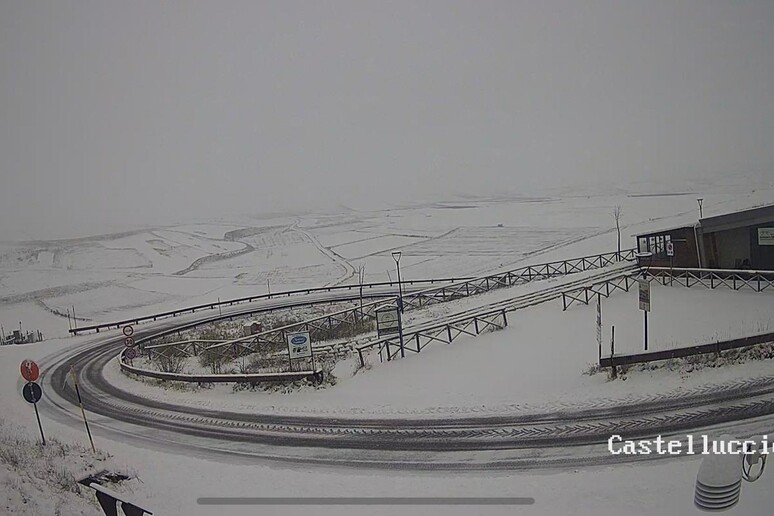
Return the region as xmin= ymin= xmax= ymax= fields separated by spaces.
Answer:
xmin=150 ymin=349 xmax=187 ymax=374
xmin=310 ymin=318 xmax=375 ymax=342
xmin=198 ymin=347 xmax=229 ymax=374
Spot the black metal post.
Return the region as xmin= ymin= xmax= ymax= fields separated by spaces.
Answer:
xmin=644 ymin=311 xmax=649 ymax=351
xmin=396 ymin=263 xmax=404 ymax=313
xmin=33 ymin=401 xmax=45 ymax=446
xmin=397 ymin=305 xmax=405 ymax=358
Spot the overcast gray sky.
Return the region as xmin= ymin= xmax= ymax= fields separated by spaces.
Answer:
xmin=1 ymin=0 xmax=772 ymax=239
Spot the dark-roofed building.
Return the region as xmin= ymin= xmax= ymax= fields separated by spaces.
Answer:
xmin=634 ymin=204 xmax=774 ymax=270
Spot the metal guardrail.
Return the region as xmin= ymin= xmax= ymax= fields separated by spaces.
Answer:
xmin=71 ymin=249 xmax=637 ymax=335
xmin=599 ymin=331 xmax=774 ymax=369
xmin=69 ymin=277 xmax=466 ymax=334
xmin=356 ymin=264 xmax=639 ymax=365
xmin=145 ymin=249 xmax=638 ymax=363
xmin=120 ymin=356 xmax=322 ymax=383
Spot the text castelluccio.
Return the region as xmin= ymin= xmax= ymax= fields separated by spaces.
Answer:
xmin=607 ymin=434 xmax=772 ymax=455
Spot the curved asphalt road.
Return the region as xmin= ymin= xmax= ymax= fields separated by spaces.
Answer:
xmin=40 ymin=286 xmax=774 ymax=471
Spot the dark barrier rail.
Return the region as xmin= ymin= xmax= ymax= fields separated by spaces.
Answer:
xmin=69 ymin=277 xmax=466 ymax=334
xmin=599 ymin=331 xmax=774 ymax=369
xmin=120 ymin=356 xmax=321 ymax=383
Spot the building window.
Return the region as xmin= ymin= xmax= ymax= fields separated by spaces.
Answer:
xmin=639 ymin=234 xmax=671 ymax=258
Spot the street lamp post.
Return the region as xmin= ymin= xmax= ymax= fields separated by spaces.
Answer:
xmin=391 ymin=251 xmax=404 ymax=313
xmin=697 ymin=198 xmax=704 ymax=219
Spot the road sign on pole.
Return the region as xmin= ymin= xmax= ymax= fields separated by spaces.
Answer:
xmin=638 ymin=279 xmax=651 ymax=312
xmin=666 ymin=241 xmax=674 ymax=257
xmin=21 ymin=381 xmax=45 ymax=445
xmin=376 ymin=306 xmax=400 ymax=337
xmin=287 ymin=332 xmax=312 ymax=360
xmin=124 ymin=337 xmax=135 ymax=348
xmin=638 ymin=279 xmax=651 ymax=351
xmin=20 ymin=359 xmax=39 ymax=382
xmin=22 ymin=382 xmax=42 ymax=403
xmin=122 ymin=325 xmax=134 ymax=337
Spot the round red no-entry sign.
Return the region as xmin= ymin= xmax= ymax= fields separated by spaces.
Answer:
xmin=20 ymin=359 xmax=39 ymax=382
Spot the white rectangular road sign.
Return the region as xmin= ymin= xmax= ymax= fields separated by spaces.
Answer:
xmin=638 ymin=279 xmax=651 ymax=312
xmin=376 ymin=306 xmax=400 ymax=336
xmin=666 ymin=241 xmax=674 ymax=257
xmin=287 ymin=331 xmax=312 ymax=359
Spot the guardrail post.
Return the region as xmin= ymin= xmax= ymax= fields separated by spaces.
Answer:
xmin=415 ymin=333 xmax=421 ymax=352
xmin=358 ymin=348 xmax=365 ymax=368
xmin=447 ymin=325 xmax=453 ymax=344
xmin=501 ymin=309 xmax=508 ymax=327
xmin=473 ymin=317 xmax=480 ymax=334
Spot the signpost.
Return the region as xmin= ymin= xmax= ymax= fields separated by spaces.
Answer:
xmin=70 ymin=366 xmax=96 ymax=452
xmin=638 ymin=279 xmax=651 ymax=350
xmin=666 ymin=241 xmax=674 ymax=285
xmin=123 ymin=325 xmax=137 ymax=352
xmin=376 ymin=304 xmax=404 ymax=359
xmin=21 ymin=359 xmax=40 ymax=382
xmin=19 ymin=360 xmax=45 ymax=445
xmin=286 ymin=332 xmax=314 ymax=372
xmin=376 ymin=306 xmax=400 ymax=336
xmin=596 ymin=295 xmax=602 ymax=359
xmin=287 ymin=332 xmax=312 ymax=359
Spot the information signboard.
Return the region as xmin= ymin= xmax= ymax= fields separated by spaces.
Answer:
xmin=287 ymin=332 xmax=312 ymax=359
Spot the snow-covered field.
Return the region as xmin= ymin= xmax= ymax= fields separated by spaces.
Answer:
xmin=2 ymin=176 xmax=773 ymax=340
xmin=2 ymin=178 xmax=774 ymax=515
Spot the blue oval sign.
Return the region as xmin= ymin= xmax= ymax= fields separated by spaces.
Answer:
xmin=291 ymin=335 xmax=307 ymax=345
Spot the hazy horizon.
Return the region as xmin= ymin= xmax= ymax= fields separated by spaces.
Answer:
xmin=2 ymin=0 xmax=772 ymax=240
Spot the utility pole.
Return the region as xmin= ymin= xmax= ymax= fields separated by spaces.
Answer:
xmin=392 ymin=251 xmax=404 ymax=313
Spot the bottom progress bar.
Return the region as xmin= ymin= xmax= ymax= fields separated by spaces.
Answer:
xmin=197 ymin=497 xmax=535 ymax=506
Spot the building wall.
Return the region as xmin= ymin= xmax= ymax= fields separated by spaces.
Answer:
xmin=750 ymin=224 xmax=774 ymax=270
xmin=708 ymin=228 xmax=751 ymax=269
xmin=636 ymin=227 xmax=699 ymax=268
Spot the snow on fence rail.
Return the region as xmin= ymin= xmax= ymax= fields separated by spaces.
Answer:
xmin=119 ymin=354 xmax=322 ymax=383
xmin=71 ymin=249 xmax=637 ymax=335
xmin=68 ymin=277 xmax=466 ymax=335
xmin=356 ymin=264 xmax=640 ymax=365
xmin=599 ymin=331 xmax=774 ymax=369
xmin=646 ymin=267 xmax=774 ymax=292
xmin=142 ymin=249 xmax=638 ymax=364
